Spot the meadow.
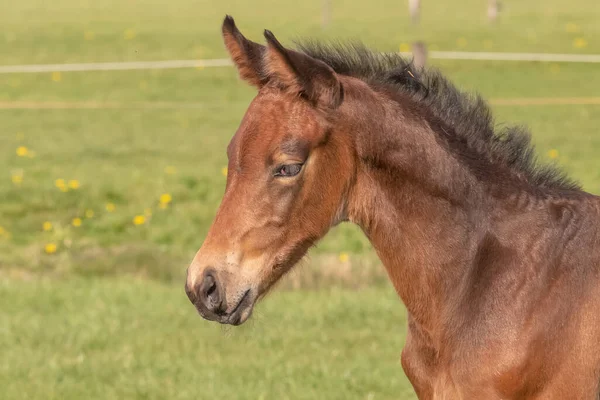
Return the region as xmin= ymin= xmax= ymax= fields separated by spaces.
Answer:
xmin=0 ymin=0 xmax=599 ymax=398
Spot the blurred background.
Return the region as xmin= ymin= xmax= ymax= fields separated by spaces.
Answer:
xmin=0 ymin=0 xmax=598 ymax=399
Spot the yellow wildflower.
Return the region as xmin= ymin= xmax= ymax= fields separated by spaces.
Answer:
xmin=221 ymin=167 xmax=228 ymax=177
xmin=565 ymin=23 xmax=580 ymax=33
xmin=16 ymin=146 xmax=28 ymax=157
xmin=55 ymin=179 xmax=66 ymax=189
xmin=45 ymin=243 xmax=57 ymax=254
xmin=106 ymin=203 xmax=116 ymax=212
xmin=72 ymin=218 xmax=82 ymax=227
xmin=548 ymin=149 xmax=559 ymax=159
xmin=123 ymin=28 xmax=136 ymax=40
xmin=164 ymin=165 xmax=177 ymax=175
xmin=339 ymin=252 xmax=350 ymax=263
xmin=11 ymin=172 xmax=23 ymax=185
xmin=68 ymin=179 xmax=80 ymax=189
xmin=159 ymin=193 xmax=172 ymax=205
xmin=573 ymin=38 xmax=588 ymax=49
xmin=399 ymin=43 xmax=411 ymax=53
xmin=43 ymin=221 xmax=53 ymax=231
xmin=85 ymin=209 xmax=94 ymax=218
xmin=51 ymin=71 xmax=62 ymax=82
xmin=133 ymin=215 xmax=146 ymax=225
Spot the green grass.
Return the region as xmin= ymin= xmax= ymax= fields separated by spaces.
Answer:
xmin=1 ymin=1 xmax=600 ymax=397
xmin=1 ymin=0 xmax=599 ymax=65
xmin=1 ymin=0 xmax=599 ymax=277
xmin=0 ymin=278 xmax=413 ymax=400
xmin=1 ymin=62 xmax=599 ymax=277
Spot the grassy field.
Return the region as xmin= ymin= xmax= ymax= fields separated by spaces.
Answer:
xmin=1 ymin=0 xmax=600 ymax=277
xmin=1 ymin=0 xmax=600 ymax=398
xmin=0 ymin=278 xmax=413 ymax=400
xmin=1 ymin=0 xmax=599 ymax=65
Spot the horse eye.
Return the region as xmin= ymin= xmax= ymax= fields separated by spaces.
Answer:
xmin=275 ymin=163 xmax=303 ymax=177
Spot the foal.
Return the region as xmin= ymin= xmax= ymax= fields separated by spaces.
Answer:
xmin=186 ymin=16 xmax=600 ymax=399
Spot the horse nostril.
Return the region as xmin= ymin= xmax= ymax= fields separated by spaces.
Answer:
xmin=198 ymin=271 xmax=222 ymax=313
xmin=206 ymin=281 xmax=216 ymax=297
xmin=205 ymin=280 xmax=219 ymax=307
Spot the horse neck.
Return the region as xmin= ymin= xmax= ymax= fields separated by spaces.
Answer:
xmin=342 ymin=85 xmax=487 ymax=334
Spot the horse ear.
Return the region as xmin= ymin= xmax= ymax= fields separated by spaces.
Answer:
xmin=222 ymin=16 xmax=266 ymax=87
xmin=263 ymin=30 xmax=343 ymax=110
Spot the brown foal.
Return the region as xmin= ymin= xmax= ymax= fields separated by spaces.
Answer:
xmin=185 ymin=16 xmax=600 ymax=399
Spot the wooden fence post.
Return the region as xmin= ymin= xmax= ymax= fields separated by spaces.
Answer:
xmin=487 ymin=0 xmax=499 ymax=22
xmin=412 ymin=41 xmax=428 ymax=70
xmin=322 ymin=0 xmax=332 ymax=28
xmin=409 ymin=0 xmax=421 ymax=24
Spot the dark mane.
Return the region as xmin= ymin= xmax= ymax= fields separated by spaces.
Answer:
xmin=295 ymin=41 xmax=580 ymax=192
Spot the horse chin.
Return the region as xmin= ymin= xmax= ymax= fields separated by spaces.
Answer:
xmin=222 ymin=289 xmax=257 ymax=326
xmin=221 ymin=299 xmax=256 ymax=326
xmin=229 ymin=302 xmax=255 ymax=326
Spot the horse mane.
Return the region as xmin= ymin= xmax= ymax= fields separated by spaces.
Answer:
xmin=295 ymin=41 xmax=581 ymax=192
